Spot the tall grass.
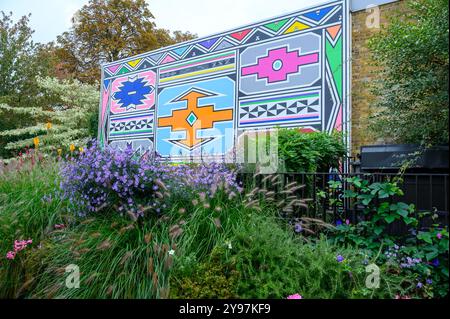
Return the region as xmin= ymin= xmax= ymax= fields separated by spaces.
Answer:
xmin=0 ymin=158 xmax=66 ymax=297
xmin=0 ymin=159 xmax=253 ymax=298
xmin=0 ymin=155 xmax=416 ymax=299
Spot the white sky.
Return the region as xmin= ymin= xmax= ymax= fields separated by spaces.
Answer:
xmin=0 ymin=0 xmax=326 ymax=44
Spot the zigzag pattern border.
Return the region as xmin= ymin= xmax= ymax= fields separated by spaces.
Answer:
xmin=102 ymin=2 xmax=343 ymax=79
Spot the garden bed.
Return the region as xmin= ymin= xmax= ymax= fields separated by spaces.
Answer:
xmin=0 ymin=144 xmax=448 ymax=299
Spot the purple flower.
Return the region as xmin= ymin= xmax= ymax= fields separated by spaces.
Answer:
xmin=336 ymin=255 xmax=345 ymax=263
xmin=426 ymin=278 xmax=432 ymax=285
xmin=59 ymin=140 xmax=241 ymax=218
xmin=436 ymin=233 xmax=442 ymax=239
xmin=336 ymin=220 xmax=343 ymax=226
xmin=416 ymin=282 xmax=423 ymax=289
xmin=345 ymin=219 xmax=350 ymax=225
xmin=294 ymin=223 xmax=303 ymax=233
xmin=430 ymin=259 xmax=440 ymax=267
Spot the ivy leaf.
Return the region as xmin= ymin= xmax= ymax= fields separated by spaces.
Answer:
xmin=417 ymin=232 xmax=433 ymax=244
xmin=426 ymin=250 xmax=439 ymax=261
xmin=374 ymin=226 xmax=384 ymax=235
xmin=384 ymin=215 xmax=397 ymax=224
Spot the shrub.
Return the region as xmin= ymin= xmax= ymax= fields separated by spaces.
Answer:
xmin=277 ymin=128 xmax=345 ymax=172
xmin=170 ymin=247 xmax=240 ymax=299
xmin=189 ymin=210 xmax=409 ymax=299
xmin=327 ymin=177 xmax=449 ymax=298
xmin=59 ymin=141 xmax=242 ymax=218
xmin=368 ymin=0 xmax=449 ymax=145
xmin=0 ymin=77 xmax=99 ymax=156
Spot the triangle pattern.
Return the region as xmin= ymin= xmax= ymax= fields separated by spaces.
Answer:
xmin=324 ymin=9 xmax=343 ymax=25
xmin=149 ymin=52 xmax=164 ymax=63
xmin=230 ymin=28 xmax=252 ymax=42
xmin=284 ymin=21 xmax=310 ymax=34
xmin=264 ymin=18 xmax=290 ymax=33
xmin=107 ymin=64 xmax=120 ymax=74
xmin=243 ymin=29 xmax=272 ymax=44
xmin=161 ymin=54 xmax=176 ymax=64
xmin=136 ymin=59 xmax=154 ymax=71
xmin=327 ymin=24 xmax=341 ymax=40
xmin=172 ymin=46 xmax=189 ymax=57
xmin=184 ymin=46 xmax=205 ymax=59
xmin=213 ymin=39 xmax=235 ymax=51
xmin=199 ymin=37 xmax=219 ymax=50
xmin=303 ymin=6 xmax=334 ymax=22
xmin=103 ymin=79 xmax=111 ymax=90
xmin=117 ymin=66 xmax=130 ymax=75
xmin=128 ymin=59 xmax=141 ymax=68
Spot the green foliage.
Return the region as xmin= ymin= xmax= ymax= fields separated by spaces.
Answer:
xmin=403 ymin=226 xmax=449 ymax=298
xmin=0 ymin=156 xmax=248 ymax=298
xmin=0 ymin=155 xmax=447 ymax=299
xmin=277 ymin=128 xmax=346 ymax=172
xmin=0 ymin=77 xmax=99 ymax=155
xmin=329 ymin=177 xmax=419 ymax=250
xmin=327 ymin=177 xmax=449 ymax=298
xmin=368 ymin=0 xmax=449 ymax=146
xmin=0 ymin=157 xmax=66 ymax=297
xmin=211 ymin=211 xmax=407 ymax=299
xmin=170 ymin=247 xmax=239 ymax=299
xmin=56 ymin=0 xmax=197 ymax=83
xmin=0 ymin=12 xmax=57 ymax=158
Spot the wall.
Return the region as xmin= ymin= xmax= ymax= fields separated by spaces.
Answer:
xmin=99 ymin=0 xmax=350 ymax=161
xmin=350 ymin=0 xmax=411 ymax=156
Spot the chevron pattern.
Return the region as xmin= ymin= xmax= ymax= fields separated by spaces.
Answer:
xmin=102 ymin=3 xmax=343 ymax=79
xmin=238 ymin=91 xmax=321 ymax=128
xmin=109 ymin=113 xmax=154 ymax=140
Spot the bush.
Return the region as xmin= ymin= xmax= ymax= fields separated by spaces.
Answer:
xmin=326 ymin=177 xmax=449 ymax=298
xmin=277 ymin=129 xmax=345 ymax=172
xmin=59 ymin=140 xmax=242 ymax=217
xmin=174 ymin=209 xmax=410 ymax=299
xmin=1 ymin=146 xmax=248 ymax=298
xmin=368 ymin=0 xmax=449 ymax=145
xmin=170 ymin=247 xmax=240 ymax=299
xmin=1 ymin=143 xmax=446 ymax=299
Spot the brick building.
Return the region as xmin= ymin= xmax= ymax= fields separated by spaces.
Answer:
xmin=350 ymin=0 xmax=409 ymax=156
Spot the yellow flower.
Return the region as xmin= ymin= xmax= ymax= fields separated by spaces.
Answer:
xmin=33 ymin=137 xmax=40 ymax=148
xmin=46 ymin=122 xmax=52 ymax=130
xmin=57 ymin=148 xmax=62 ymax=156
xmin=69 ymin=144 xmax=75 ymax=152
xmin=79 ymin=147 xmax=84 ymax=153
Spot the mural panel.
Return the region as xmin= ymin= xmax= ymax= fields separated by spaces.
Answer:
xmin=98 ymin=0 xmax=350 ymax=159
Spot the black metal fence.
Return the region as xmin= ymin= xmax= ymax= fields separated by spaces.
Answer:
xmin=238 ymin=172 xmax=449 ymax=233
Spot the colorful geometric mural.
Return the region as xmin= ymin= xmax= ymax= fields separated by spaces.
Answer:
xmin=156 ymin=76 xmax=235 ymax=159
xmin=98 ymin=0 xmax=350 ymax=160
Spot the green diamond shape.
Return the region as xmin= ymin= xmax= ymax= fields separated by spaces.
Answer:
xmin=186 ymin=112 xmax=198 ymax=126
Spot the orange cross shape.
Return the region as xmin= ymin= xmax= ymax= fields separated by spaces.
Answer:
xmin=158 ymin=88 xmax=233 ymax=150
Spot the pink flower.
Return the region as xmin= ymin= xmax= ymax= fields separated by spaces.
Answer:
xmin=287 ymin=293 xmax=303 ymax=299
xmin=54 ymin=224 xmax=66 ymax=229
xmin=436 ymin=233 xmax=442 ymax=239
xmin=6 ymin=251 xmax=16 ymax=260
xmin=13 ymin=239 xmax=32 ymax=252
xmin=345 ymin=219 xmax=350 ymax=225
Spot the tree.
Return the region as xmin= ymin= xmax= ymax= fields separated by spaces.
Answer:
xmin=0 ymin=77 xmax=99 ymax=156
xmin=56 ymin=0 xmax=197 ymax=83
xmin=368 ymin=0 xmax=449 ymax=146
xmin=0 ymin=11 xmax=57 ymax=157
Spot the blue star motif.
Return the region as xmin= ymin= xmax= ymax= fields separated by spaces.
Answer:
xmin=113 ymin=78 xmax=153 ymax=110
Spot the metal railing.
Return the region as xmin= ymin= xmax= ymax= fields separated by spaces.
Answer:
xmin=238 ymin=172 xmax=449 ymax=234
